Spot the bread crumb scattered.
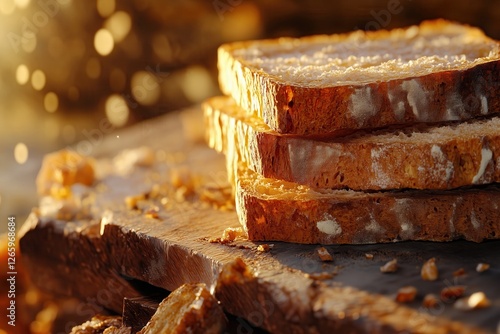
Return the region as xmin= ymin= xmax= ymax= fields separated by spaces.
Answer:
xmin=421 ymin=258 xmax=438 ymax=281
xmin=365 ymin=253 xmax=374 ymax=260
xmin=380 ymin=259 xmax=398 ymax=273
xmin=441 ymin=286 xmax=466 ymax=301
xmin=257 ymin=244 xmax=273 ymax=252
xmin=221 ymin=227 xmax=244 ymax=243
xmin=476 ymin=263 xmax=490 ymax=273
xmin=422 ymin=294 xmax=440 ymax=308
xmin=396 ymin=286 xmax=417 ymax=303
xmin=125 ymin=194 xmax=146 ymax=210
xmin=144 ymin=206 xmax=160 ymax=219
xmin=307 ymin=272 xmax=334 ymax=280
xmin=453 ymin=268 xmax=466 ymax=277
xmin=36 ymin=149 xmax=95 ymax=199
xmin=454 ymin=292 xmax=490 ymax=311
xmin=317 ymin=247 xmax=333 ymax=262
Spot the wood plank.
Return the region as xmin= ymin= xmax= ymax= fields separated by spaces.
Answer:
xmin=19 ymin=108 xmax=500 ymax=333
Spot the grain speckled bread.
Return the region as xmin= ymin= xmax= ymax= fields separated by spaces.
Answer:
xmin=234 ymin=165 xmax=500 ymax=244
xmin=218 ymin=19 xmax=500 ymax=137
xmin=204 ymin=96 xmax=500 ymax=191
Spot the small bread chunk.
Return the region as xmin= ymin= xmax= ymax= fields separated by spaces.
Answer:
xmin=317 ymin=247 xmax=333 ymax=262
xmin=70 ymin=315 xmax=125 ymax=334
xmin=138 ymin=283 xmax=226 ymax=334
xmin=421 ymin=258 xmax=439 ymax=281
xmin=36 ymin=149 xmax=95 ymax=198
xmin=380 ymin=259 xmax=398 ymax=273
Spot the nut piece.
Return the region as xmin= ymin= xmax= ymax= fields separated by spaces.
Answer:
xmin=317 ymin=247 xmax=333 ymax=262
xmin=454 ymin=292 xmax=491 ymax=311
xmin=396 ymin=286 xmax=417 ymax=303
xmin=380 ymin=259 xmax=398 ymax=273
xmin=422 ymin=294 xmax=440 ymax=308
xmin=421 ymin=258 xmax=439 ymax=281
xmin=365 ymin=253 xmax=374 ymax=260
xmin=476 ymin=263 xmax=490 ymax=273
xmin=441 ymin=286 xmax=466 ymax=301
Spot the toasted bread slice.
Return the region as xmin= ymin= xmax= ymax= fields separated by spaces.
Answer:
xmin=218 ymin=19 xmax=500 ymax=137
xmin=234 ymin=164 xmax=500 ymax=244
xmin=204 ymin=96 xmax=500 ymax=191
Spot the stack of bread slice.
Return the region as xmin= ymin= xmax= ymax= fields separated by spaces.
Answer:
xmin=203 ymin=19 xmax=500 ymax=244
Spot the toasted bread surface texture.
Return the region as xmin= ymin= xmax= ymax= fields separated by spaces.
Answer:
xmin=218 ymin=20 xmax=500 ymax=136
xmin=234 ymin=166 xmax=500 ymax=244
xmin=204 ymin=96 xmax=500 ymax=191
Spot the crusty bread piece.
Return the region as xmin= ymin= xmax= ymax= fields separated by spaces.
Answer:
xmin=138 ymin=283 xmax=226 ymax=334
xmin=218 ymin=19 xmax=500 ymax=137
xmin=234 ymin=165 xmax=500 ymax=244
xmin=204 ymin=96 xmax=500 ymax=191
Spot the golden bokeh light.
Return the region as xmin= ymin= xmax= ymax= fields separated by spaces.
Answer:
xmin=14 ymin=142 xmax=29 ymax=164
xmin=94 ymin=28 xmax=114 ymax=56
xmin=14 ymin=0 xmax=30 ymax=9
xmin=105 ymin=94 xmax=129 ymax=127
xmin=131 ymin=71 xmax=160 ymax=106
xmin=44 ymin=92 xmax=59 ymax=113
xmin=104 ymin=11 xmax=132 ymax=43
xmin=97 ymin=0 xmax=115 ymax=18
xmin=31 ymin=69 xmax=46 ymax=90
xmin=0 ymin=0 xmax=15 ymax=14
xmin=16 ymin=64 xmax=30 ymax=85
xmin=86 ymin=57 xmax=101 ymax=79
xmin=181 ymin=66 xmax=216 ymax=103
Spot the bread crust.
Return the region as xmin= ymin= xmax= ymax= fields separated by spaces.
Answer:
xmin=235 ymin=167 xmax=500 ymax=244
xmin=204 ymin=96 xmax=500 ymax=191
xmin=218 ymin=20 xmax=500 ymax=137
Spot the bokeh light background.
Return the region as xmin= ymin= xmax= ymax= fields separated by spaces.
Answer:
xmin=1 ymin=0 xmax=500 ymax=231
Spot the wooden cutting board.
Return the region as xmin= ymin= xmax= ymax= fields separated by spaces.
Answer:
xmin=19 ymin=108 xmax=500 ymax=333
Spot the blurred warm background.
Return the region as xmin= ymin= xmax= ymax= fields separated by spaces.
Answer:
xmin=0 ymin=1 xmax=500 ymax=332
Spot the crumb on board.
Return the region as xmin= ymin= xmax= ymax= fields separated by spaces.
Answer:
xmin=476 ymin=263 xmax=490 ymax=273
xmin=306 ymin=272 xmax=334 ymax=280
xmin=257 ymin=244 xmax=273 ymax=253
xmin=380 ymin=259 xmax=398 ymax=273
xmin=396 ymin=286 xmax=417 ymax=303
xmin=144 ymin=206 xmax=160 ymax=219
xmin=441 ymin=286 xmax=466 ymax=301
xmin=454 ymin=292 xmax=491 ymax=311
xmin=422 ymin=294 xmax=440 ymax=308
xmin=365 ymin=253 xmax=374 ymax=260
xmin=453 ymin=268 xmax=466 ymax=277
xmin=421 ymin=257 xmax=439 ymax=281
xmin=125 ymin=194 xmax=146 ymax=210
xmin=209 ymin=227 xmax=245 ymax=244
xmin=317 ymin=247 xmax=333 ymax=262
